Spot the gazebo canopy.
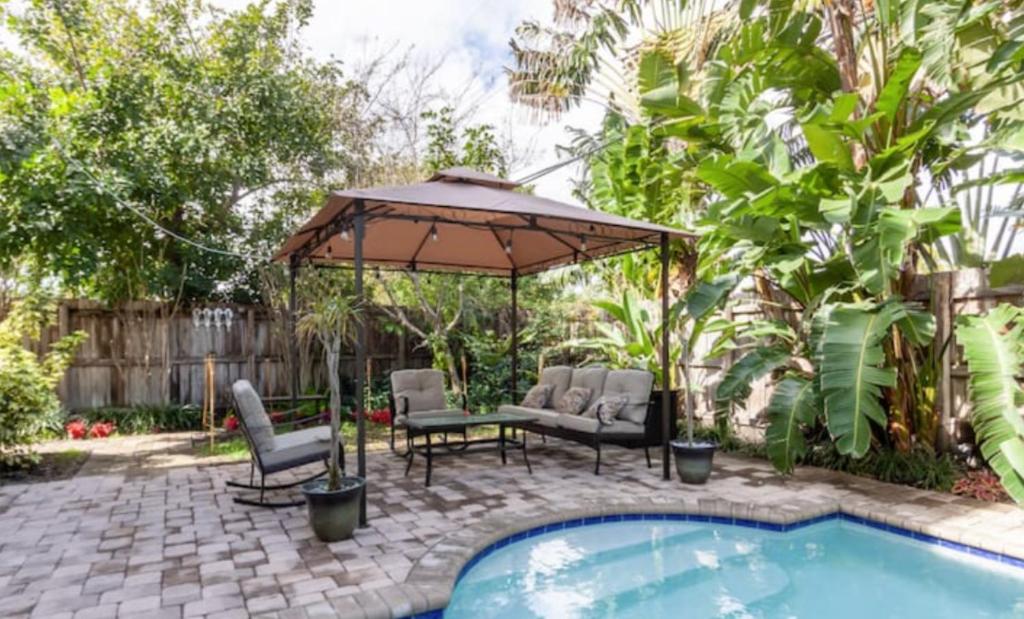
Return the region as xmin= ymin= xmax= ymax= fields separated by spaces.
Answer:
xmin=273 ymin=168 xmax=694 ymax=523
xmin=274 ymin=167 xmax=693 ymax=275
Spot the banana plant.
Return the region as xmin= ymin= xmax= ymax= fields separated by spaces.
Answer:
xmin=955 ymin=305 xmax=1024 ymax=504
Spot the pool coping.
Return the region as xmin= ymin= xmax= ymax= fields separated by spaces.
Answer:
xmin=340 ymin=496 xmax=1024 ymax=619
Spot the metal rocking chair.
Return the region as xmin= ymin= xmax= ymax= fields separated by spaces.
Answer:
xmin=227 ymin=380 xmax=344 ymax=508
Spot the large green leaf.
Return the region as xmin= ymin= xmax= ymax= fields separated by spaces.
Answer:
xmin=819 ymin=303 xmax=901 ymax=457
xmin=685 ymin=275 xmax=739 ymax=320
xmin=801 ymin=122 xmax=854 ymax=171
xmin=697 ymin=157 xmax=777 ymax=200
xmin=875 ymin=48 xmax=922 ymax=124
xmin=955 ymin=305 xmax=1024 ymax=504
xmin=765 ymin=376 xmax=818 ymax=473
xmin=989 ymin=255 xmax=1024 ymax=287
xmin=714 ymin=346 xmax=791 ymax=415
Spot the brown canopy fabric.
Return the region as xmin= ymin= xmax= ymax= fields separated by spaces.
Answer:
xmin=274 ymin=167 xmax=694 ymax=275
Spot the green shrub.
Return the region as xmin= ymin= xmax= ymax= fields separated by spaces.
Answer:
xmin=801 ymin=442 xmax=961 ymax=492
xmin=0 ymin=293 xmax=86 ymax=467
xmin=73 ymin=404 xmax=202 ymax=434
xmin=691 ymin=420 xmax=960 ymax=492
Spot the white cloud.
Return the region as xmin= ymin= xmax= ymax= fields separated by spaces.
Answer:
xmin=213 ymin=0 xmax=603 ymax=204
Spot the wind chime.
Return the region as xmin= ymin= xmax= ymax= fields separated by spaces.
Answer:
xmin=192 ymin=307 xmax=234 ymax=449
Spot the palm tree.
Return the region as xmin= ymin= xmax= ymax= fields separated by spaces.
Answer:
xmin=295 ymin=269 xmax=361 ymax=490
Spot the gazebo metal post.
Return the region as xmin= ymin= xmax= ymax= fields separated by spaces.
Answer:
xmin=660 ymin=232 xmax=671 ymax=480
xmin=289 ymin=255 xmax=299 ymax=410
xmin=510 ymin=271 xmax=518 ymax=402
xmin=354 ymin=200 xmax=368 ymax=526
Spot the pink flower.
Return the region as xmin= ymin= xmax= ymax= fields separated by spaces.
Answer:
xmin=223 ymin=416 xmax=239 ymax=431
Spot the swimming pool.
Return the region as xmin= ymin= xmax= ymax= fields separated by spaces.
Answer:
xmin=443 ymin=516 xmax=1024 ymax=618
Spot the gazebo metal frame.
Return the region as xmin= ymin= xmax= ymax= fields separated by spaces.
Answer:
xmin=274 ymin=168 xmax=695 ymax=525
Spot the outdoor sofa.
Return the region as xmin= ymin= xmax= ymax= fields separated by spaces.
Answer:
xmin=498 ymin=366 xmax=674 ymax=474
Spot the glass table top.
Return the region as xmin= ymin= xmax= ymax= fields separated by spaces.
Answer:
xmin=404 ymin=411 xmax=533 ymax=429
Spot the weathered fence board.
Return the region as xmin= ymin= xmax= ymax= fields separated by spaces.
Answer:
xmin=36 ymin=300 xmax=430 ymax=411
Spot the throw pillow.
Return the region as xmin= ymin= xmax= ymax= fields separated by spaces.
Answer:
xmin=521 ymin=383 xmax=554 ymax=409
xmin=583 ymin=394 xmax=630 ymax=425
xmin=556 ymin=386 xmax=592 ymax=415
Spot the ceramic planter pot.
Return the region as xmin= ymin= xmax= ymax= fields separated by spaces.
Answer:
xmin=301 ymin=476 xmax=365 ymax=542
xmin=670 ymin=440 xmax=716 ymax=484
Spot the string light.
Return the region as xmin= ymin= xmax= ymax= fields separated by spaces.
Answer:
xmin=430 ymin=224 xmax=439 ymax=242
xmin=580 ymin=235 xmax=587 ymax=252
xmin=325 ymin=243 xmax=333 ymax=258
xmin=504 ymin=238 xmax=513 ymax=254
xmin=340 ymin=226 xmax=350 ymax=242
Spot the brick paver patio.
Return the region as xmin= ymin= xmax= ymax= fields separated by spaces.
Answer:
xmin=2 ymin=433 xmax=1023 ymax=618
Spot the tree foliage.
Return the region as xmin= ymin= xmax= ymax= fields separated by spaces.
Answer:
xmin=0 ymin=0 xmax=372 ymax=303
xmin=516 ymin=0 xmax=1024 ymax=474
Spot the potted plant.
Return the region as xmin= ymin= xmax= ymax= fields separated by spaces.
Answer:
xmin=671 ymin=335 xmax=717 ymax=484
xmin=295 ymin=270 xmax=365 ymax=542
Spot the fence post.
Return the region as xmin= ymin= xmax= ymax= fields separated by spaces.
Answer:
xmin=246 ymin=308 xmax=256 ymax=383
xmin=933 ymin=271 xmax=954 ymax=451
xmin=57 ymin=302 xmax=70 ymax=404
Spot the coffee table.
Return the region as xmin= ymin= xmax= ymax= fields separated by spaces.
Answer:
xmin=402 ymin=412 xmax=533 ymax=486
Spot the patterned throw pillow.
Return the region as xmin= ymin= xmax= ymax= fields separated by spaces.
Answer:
xmin=584 ymin=394 xmax=630 ymax=425
xmin=521 ymin=384 xmax=554 ymax=409
xmin=556 ymin=387 xmax=592 ymax=415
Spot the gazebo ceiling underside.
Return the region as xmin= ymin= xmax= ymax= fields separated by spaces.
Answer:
xmin=274 ymin=174 xmax=694 ymax=277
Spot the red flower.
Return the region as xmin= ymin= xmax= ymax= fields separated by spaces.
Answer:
xmin=66 ymin=419 xmax=87 ymax=440
xmin=270 ymin=411 xmax=286 ymax=424
xmin=368 ymin=408 xmax=392 ymax=427
xmin=223 ymin=415 xmax=239 ymax=431
xmin=88 ymin=422 xmax=115 ymax=439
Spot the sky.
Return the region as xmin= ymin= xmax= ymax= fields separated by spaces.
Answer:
xmin=212 ymin=0 xmax=604 ymax=205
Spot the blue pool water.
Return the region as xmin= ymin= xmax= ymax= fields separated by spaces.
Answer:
xmin=444 ymin=519 xmax=1024 ymax=618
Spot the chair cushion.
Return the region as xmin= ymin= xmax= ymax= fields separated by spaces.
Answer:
xmin=232 ymin=380 xmax=276 ymax=454
xmin=538 ymin=366 xmax=572 ymax=408
xmin=391 ymin=369 xmax=447 ymax=413
xmin=556 ymin=387 xmax=591 ymax=415
xmin=273 ymin=425 xmax=331 ymax=451
xmin=557 ymin=414 xmax=645 ymax=435
xmin=583 ymin=394 xmax=630 ymax=424
xmin=260 ymin=441 xmax=331 ymax=475
xmin=570 ymin=367 xmax=608 ymax=411
xmin=602 ymin=369 xmax=654 ymax=424
xmin=498 ymin=404 xmax=560 ymax=428
xmin=521 ymin=384 xmax=554 ymax=409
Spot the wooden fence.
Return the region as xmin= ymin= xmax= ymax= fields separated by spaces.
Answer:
xmin=32 ymin=268 xmax=1024 ymax=442
xmin=37 ymin=300 xmax=430 ymax=411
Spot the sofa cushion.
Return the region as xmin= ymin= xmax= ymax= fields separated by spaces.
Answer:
xmin=557 ymin=413 xmax=644 ymax=435
xmin=570 ymin=367 xmax=608 ymax=410
xmin=538 ymin=366 xmax=572 ymax=407
xmin=521 ymin=383 xmax=554 ymax=409
xmin=583 ymin=394 xmax=630 ymax=424
xmin=498 ymin=404 xmax=560 ymax=428
xmin=556 ymin=386 xmax=591 ymax=415
xmin=391 ymin=369 xmax=447 ymax=413
xmin=602 ymin=369 xmax=654 ymax=424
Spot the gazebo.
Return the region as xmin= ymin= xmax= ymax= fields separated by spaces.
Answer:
xmin=274 ymin=167 xmax=694 ymax=523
